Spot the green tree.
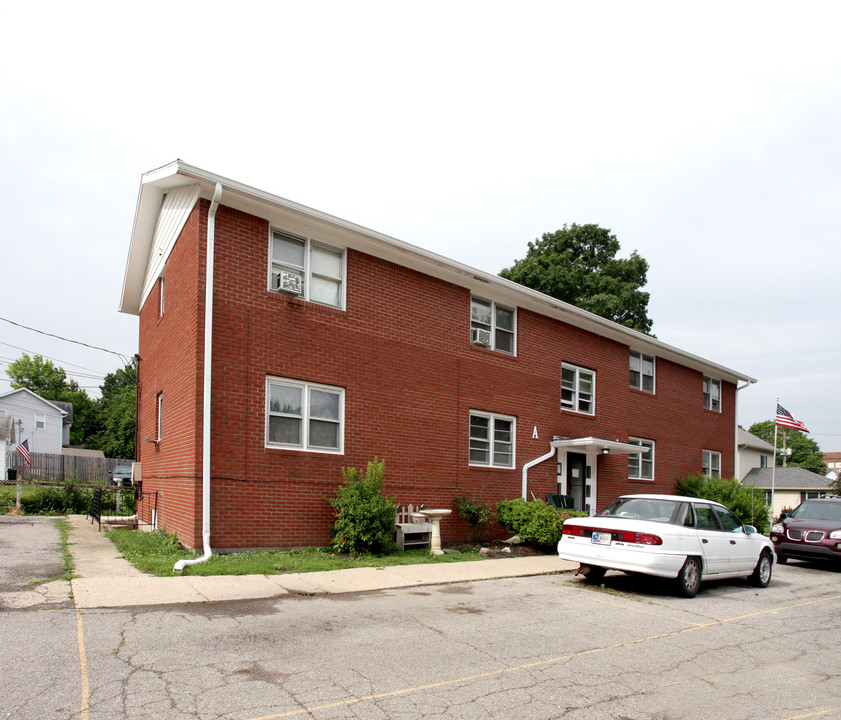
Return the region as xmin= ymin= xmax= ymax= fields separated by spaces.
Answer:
xmin=8 ymin=353 xmax=99 ymax=446
xmin=86 ymin=364 xmax=137 ymax=459
xmin=675 ymin=474 xmax=771 ymax=534
xmin=747 ymin=420 xmax=826 ymax=475
xmin=499 ymin=224 xmax=653 ymax=334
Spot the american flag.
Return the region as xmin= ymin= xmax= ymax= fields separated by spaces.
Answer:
xmin=17 ymin=439 xmax=31 ymax=467
xmin=776 ymin=404 xmax=809 ymax=433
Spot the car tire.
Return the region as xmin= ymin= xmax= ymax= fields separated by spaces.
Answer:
xmin=676 ymin=556 xmax=702 ymax=598
xmin=776 ymin=553 xmax=788 ymax=565
xmin=581 ymin=565 xmax=606 ymax=583
xmin=749 ymin=550 xmax=773 ymax=588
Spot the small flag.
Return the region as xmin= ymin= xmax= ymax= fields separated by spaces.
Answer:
xmin=17 ymin=439 xmax=31 ymax=467
xmin=776 ymin=404 xmax=809 ymax=433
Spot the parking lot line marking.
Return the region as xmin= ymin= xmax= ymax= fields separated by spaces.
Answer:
xmin=241 ymin=590 xmax=841 ymax=720
xmin=781 ymin=710 xmax=840 ymax=719
xmin=76 ymin=607 xmax=90 ymax=720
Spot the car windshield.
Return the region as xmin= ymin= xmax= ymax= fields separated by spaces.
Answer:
xmin=791 ymin=501 xmax=841 ymax=522
xmin=598 ymin=497 xmax=679 ymax=523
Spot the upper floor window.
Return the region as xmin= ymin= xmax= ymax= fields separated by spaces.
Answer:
xmin=703 ymin=376 xmax=721 ymax=412
xmin=630 ymin=351 xmax=655 ymax=393
xmin=159 ymin=276 xmax=165 ymax=316
xmin=266 ymin=377 xmax=344 ymax=453
xmin=271 ymin=230 xmax=345 ymax=308
xmin=35 ymin=414 xmax=46 ymax=430
xmin=702 ymin=449 xmax=721 ymax=478
xmin=470 ymin=297 xmax=515 ymax=354
xmin=561 ymin=363 xmax=595 ymax=415
xmin=469 ymin=411 xmax=515 ymax=468
xmin=628 ymin=438 xmax=654 ymax=480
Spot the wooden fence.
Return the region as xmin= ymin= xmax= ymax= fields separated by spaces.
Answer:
xmin=3 ymin=451 xmax=135 ymax=485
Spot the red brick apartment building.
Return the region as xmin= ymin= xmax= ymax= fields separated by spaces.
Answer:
xmin=119 ymin=161 xmax=756 ymax=551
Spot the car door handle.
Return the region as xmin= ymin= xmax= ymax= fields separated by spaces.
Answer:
xmin=730 ymin=540 xmax=736 ymax=544
xmin=702 ymin=539 xmax=708 ymax=544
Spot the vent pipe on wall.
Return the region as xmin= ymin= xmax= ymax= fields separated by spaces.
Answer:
xmin=174 ymin=182 xmax=223 ymax=573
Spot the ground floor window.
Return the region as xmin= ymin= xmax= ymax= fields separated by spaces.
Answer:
xmin=628 ymin=438 xmax=654 ymax=480
xmin=702 ymin=449 xmax=721 ymax=478
xmin=469 ymin=411 xmax=515 ymax=468
xmin=266 ymin=377 xmax=344 ymax=452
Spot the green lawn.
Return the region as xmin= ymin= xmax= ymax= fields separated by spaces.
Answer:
xmin=106 ymin=528 xmax=490 ymax=577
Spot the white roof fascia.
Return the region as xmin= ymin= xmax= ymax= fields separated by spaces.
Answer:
xmin=0 ymin=388 xmax=68 ymax=417
xmin=551 ymin=437 xmax=645 ymax=455
xmin=120 ymin=161 xmax=757 ymax=385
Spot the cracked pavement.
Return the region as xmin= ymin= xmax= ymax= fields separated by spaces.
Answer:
xmin=1 ymin=516 xmax=840 ymax=719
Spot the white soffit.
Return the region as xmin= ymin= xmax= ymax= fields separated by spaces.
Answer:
xmin=551 ymin=437 xmax=644 ymax=455
xmin=140 ymin=184 xmax=200 ymax=308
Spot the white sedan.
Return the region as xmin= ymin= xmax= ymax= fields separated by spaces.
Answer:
xmin=557 ymin=494 xmax=775 ymax=597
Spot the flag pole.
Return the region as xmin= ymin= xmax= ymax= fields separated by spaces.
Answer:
xmin=771 ymin=398 xmax=779 ymax=517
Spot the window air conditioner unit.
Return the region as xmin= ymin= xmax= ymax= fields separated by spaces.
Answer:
xmin=276 ymin=270 xmax=303 ymax=295
xmin=471 ymin=327 xmax=492 ymax=347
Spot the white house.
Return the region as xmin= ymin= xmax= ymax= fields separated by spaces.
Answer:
xmin=0 ymin=388 xmax=69 ymax=455
xmin=737 ymin=426 xmax=776 ymax=480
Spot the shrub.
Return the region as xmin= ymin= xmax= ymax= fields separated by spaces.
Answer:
xmin=454 ymin=494 xmax=494 ymax=542
xmin=329 ymin=457 xmax=397 ymax=556
xmin=496 ymin=498 xmax=587 ymax=549
xmin=675 ymin=473 xmax=771 ymax=534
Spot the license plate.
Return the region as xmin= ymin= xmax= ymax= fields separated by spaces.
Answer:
xmin=592 ymin=532 xmax=611 ymax=546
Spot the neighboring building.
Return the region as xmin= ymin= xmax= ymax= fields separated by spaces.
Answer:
xmin=823 ymin=451 xmax=841 ymax=474
xmin=0 ymin=415 xmax=16 ymax=482
xmin=737 ymin=426 xmax=775 ymax=480
xmin=0 ymin=388 xmax=69 ymax=455
xmin=742 ymin=467 xmax=834 ymax=519
xmin=119 ymin=161 xmax=757 ymax=551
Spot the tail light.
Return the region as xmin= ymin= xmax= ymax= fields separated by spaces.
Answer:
xmin=635 ymin=533 xmax=663 ymax=545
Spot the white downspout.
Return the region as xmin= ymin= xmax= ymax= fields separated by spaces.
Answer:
xmin=735 ymin=380 xmax=754 ymax=481
xmin=522 ymin=445 xmax=558 ymax=499
xmin=174 ymin=182 xmax=223 ymax=573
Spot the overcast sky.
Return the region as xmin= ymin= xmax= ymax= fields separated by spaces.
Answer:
xmin=1 ymin=1 xmax=839 ymax=451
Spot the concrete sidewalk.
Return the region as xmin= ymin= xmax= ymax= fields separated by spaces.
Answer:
xmin=67 ymin=515 xmax=576 ymax=609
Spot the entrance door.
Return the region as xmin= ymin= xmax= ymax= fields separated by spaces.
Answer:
xmin=566 ymin=452 xmax=587 ymax=512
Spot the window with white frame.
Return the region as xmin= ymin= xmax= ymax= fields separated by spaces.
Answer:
xmin=266 ymin=377 xmax=344 ymax=452
xmin=702 ymin=449 xmax=721 ymax=478
xmin=270 ymin=229 xmax=345 ymax=308
xmin=159 ymin=275 xmax=165 ymax=317
xmin=561 ymin=363 xmax=595 ymax=415
xmin=35 ymin=414 xmax=46 ymax=430
xmin=703 ymin=376 xmax=721 ymax=412
xmin=469 ymin=411 xmax=515 ymax=468
xmin=470 ymin=297 xmax=515 ymax=354
xmin=628 ymin=438 xmax=654 ymax=480
xmin=156 ymin=393 xmax=163 ymax=441
xmin=629 ymin=351 xmax=655 ymax=393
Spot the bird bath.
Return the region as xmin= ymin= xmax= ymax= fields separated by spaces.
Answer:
xmin=420 ymin=509 xmax=451 ymax=555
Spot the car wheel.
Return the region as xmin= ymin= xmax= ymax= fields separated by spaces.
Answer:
xmin=581 ymin=565 xmax=606 ymax=583
xmin=776 ymin=553 xmax=788 ymax=565
xmin=676 ymin=556 xmax=702 ymax=598
xmin=749 ymin=550 xmax=773 ymax=588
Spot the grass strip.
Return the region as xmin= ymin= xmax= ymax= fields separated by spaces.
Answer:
xmin=106 ymin=528 xmax=490 ymax=577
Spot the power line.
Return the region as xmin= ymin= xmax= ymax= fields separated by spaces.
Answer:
xmin=0 ymin=316 xmax=131 ymax=364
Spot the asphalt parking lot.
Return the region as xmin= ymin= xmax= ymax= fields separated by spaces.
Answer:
xmin=1 ymin=517 xmax=840 ymax=720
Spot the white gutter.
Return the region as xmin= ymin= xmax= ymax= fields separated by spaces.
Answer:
xmin=734 ymin=380 xmax=756 ymax=481
xmin=174 ymin=182 xmax=223 ymax=573
xmin=522 ymin=446 xmax=558 ymax=499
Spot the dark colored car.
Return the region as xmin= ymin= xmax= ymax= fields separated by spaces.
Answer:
xmin=110 ymin=465 xmax=133 ymax=487
xmin=770 ymin=497 xmax=841 ymax=564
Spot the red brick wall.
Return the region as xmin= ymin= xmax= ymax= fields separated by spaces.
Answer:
xmin=136 ymin=201 xmax=739 ymax=550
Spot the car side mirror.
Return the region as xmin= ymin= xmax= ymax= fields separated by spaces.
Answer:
xmin=779 ymin=513 xmax=790 ymax=520
xmin=743 ymin=525 xmax=757 ymax=535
